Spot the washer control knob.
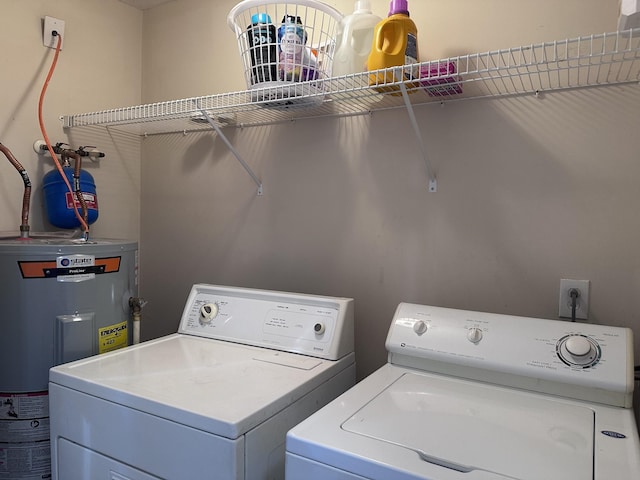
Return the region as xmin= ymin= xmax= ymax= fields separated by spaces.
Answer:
xmin=199 ymin=303 xmax=218 ymax=324
xmin=413 ymin=320 xmax=428 ymax=335
xmin=467 ymin=327 xmax=483 ymax=344
xmin=565 ymin=335 xmax=591 ymax=356
xmin=556 ymin=334 xmax=601 ymax=368
xmin=314 ymin=322 xmax=326 ymax=335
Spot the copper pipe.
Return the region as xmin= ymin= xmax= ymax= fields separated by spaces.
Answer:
xmin=0 ymin=142 xmax=31 ymax=238
xmin=61 ymin=149 xmax=89 ymax=231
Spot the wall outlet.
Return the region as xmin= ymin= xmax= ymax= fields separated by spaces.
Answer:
xmin=43 ymin=16 xmax=65 ymax=50
xmin=559 ymin=279 xmax=590 ymax=320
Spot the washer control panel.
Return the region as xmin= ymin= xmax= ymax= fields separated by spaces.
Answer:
xmin=178 ymin=284 xmax=354 ymax=360
xmin=386 ymin=302 xmax=633 ymax=405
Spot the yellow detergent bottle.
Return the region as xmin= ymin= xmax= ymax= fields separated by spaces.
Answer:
xmin=367 ymin=0 xmax=419 ymax=93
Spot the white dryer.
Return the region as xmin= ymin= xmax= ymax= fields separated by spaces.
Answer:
xmin=49 ymin=284 xmax=356 ymax=480
xmin=286 ymin=303 xmax=640 ymax=480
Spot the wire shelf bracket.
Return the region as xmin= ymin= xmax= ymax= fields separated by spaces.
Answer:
xmin=196 ymin=103 xmax=263 ymax=196
xmin=398 ymin=79 xmax=437 ymax=192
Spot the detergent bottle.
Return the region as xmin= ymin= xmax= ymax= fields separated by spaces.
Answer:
xmin=246 ymin=13 xmax=277 ymax=85
xmin=278 ymin=15 xmax=318 ymax=82
xmin=332 ymin=1 xmax=382 ymax=77
xmin=367 ymin=0 xmax=419 ymax=92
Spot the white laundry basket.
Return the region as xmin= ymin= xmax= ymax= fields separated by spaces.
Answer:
xmin=228 ymin=0 xmax=343 ymax=106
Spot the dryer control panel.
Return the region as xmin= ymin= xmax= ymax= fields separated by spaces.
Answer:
xmin=386 ymin=303 xmax=634 ymax=407
xmin=178 ymin=284 xmax=354 ymax=360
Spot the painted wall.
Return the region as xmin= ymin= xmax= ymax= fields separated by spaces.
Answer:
xmin=0 ymin=0 xmax=142 ymax=240
xmin=138 ymin=0 xmax=640 ymax=380
xmin=7 ymin=0 xmax=634 ymax=382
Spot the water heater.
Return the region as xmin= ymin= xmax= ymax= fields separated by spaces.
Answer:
xmin=0 ymin=238 xmax=138 ymax=480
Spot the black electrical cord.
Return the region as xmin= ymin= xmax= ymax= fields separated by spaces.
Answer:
xmin=569 ymin=288 xmax=579 ymax=322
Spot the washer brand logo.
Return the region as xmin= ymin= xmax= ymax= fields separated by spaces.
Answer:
xmin=601 ymin=430 xmax=626 ymax=439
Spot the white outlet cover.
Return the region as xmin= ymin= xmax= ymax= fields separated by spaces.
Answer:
xmin=559 ymin=279 xmax=590 ymax=319
xmin=43 ymin=16 xmax=65 ymax=50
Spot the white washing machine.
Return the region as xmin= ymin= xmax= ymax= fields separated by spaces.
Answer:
xmin=49 ymin=284 xmax=355 ymax=480
xmin=286 ymin=303 xmax=640 ymax=480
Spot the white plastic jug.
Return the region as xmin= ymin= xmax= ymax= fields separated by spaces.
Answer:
xmin=332 ymin=0 xmax=382 ymax=77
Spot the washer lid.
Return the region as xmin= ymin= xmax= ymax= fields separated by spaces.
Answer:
xmin=341 ymin=373 xmax=594 ymax=479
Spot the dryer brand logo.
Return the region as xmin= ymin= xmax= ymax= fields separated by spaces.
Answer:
xmin=601 ymin=430 xmax=626 ymax=439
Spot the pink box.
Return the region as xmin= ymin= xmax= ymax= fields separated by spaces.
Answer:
xmin=420 ymin=61 xmax=463 ymax=97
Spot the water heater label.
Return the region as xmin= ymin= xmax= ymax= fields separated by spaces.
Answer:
xmin=99 ymin=321 xmax=129 ymax=354
xmin=18 ymin=256 xmax=121 ymax=279
xmin=56 ymin=254 xmax=95 ymax=282
xmin=57 ymin=254 xmax=94 ymax=268
xmin=0 ymin=391 xmax=51 ymax=479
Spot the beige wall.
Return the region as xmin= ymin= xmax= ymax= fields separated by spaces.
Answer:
xmin=138 ymin=0 xmax=640 ymax=380
xmin=0 ymin=0 xmax=142 ymax=239
xmin=4 ymin=1 xmax=637 ymax=382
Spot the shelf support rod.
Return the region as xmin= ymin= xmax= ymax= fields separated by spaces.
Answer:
xmin=197 ymin=106 xmax=263 ymax=196
xmin=398 ymin=81 xmax=437 ymax=192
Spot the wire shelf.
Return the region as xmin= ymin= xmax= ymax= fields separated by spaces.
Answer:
xmin=63 ymin=29 xmax=640 ymax=136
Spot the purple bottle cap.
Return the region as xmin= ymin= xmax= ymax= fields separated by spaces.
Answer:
xmin=388 ymin=0 xmax=409 ymax=16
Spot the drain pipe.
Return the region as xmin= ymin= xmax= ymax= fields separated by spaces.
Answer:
xmin=0 ymin=142 xmax=31 ymax=238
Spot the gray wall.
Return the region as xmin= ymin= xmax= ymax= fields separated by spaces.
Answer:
xmin=138 ymin=0 xmax=640 ymax=378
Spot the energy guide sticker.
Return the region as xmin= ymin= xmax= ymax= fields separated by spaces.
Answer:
xmin=99 ymin=321 xmax=128 ymax=353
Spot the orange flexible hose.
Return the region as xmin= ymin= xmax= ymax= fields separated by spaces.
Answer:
xmin=38 ymin=33 xmax=90 ymax=236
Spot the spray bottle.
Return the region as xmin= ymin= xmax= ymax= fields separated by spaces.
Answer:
xmin=367 ymin=0 xmax=419 ymax=91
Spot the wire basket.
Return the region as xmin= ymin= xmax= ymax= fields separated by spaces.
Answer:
xmin=228 ymin=0 xmax=343 ymax=106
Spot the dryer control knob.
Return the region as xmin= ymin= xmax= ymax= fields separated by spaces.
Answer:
xmin=314 ymin=322 xmax=326 ymax=335
xmin=565 ymin=335 xmax=591 ymax=356
xmin=413 ymin=320 xmax=428 ymax=335
xmin=200 ymin=303 xmax=219 ymax=324
xmin=467 ymin=327 xmax=483 ymax=344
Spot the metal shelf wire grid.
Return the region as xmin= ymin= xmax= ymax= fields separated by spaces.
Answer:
xmin=63 ymin=29 xmax=640 ymax=136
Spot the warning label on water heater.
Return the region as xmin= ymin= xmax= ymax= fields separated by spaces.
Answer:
xmin=99 ymin=321 xmax=128 ymax=354
xmin=0 ymin=391 xmax=51 ymax=480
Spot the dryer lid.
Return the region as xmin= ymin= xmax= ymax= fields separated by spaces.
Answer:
xmin=341 ymin=372 xmax=594 ymax=480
